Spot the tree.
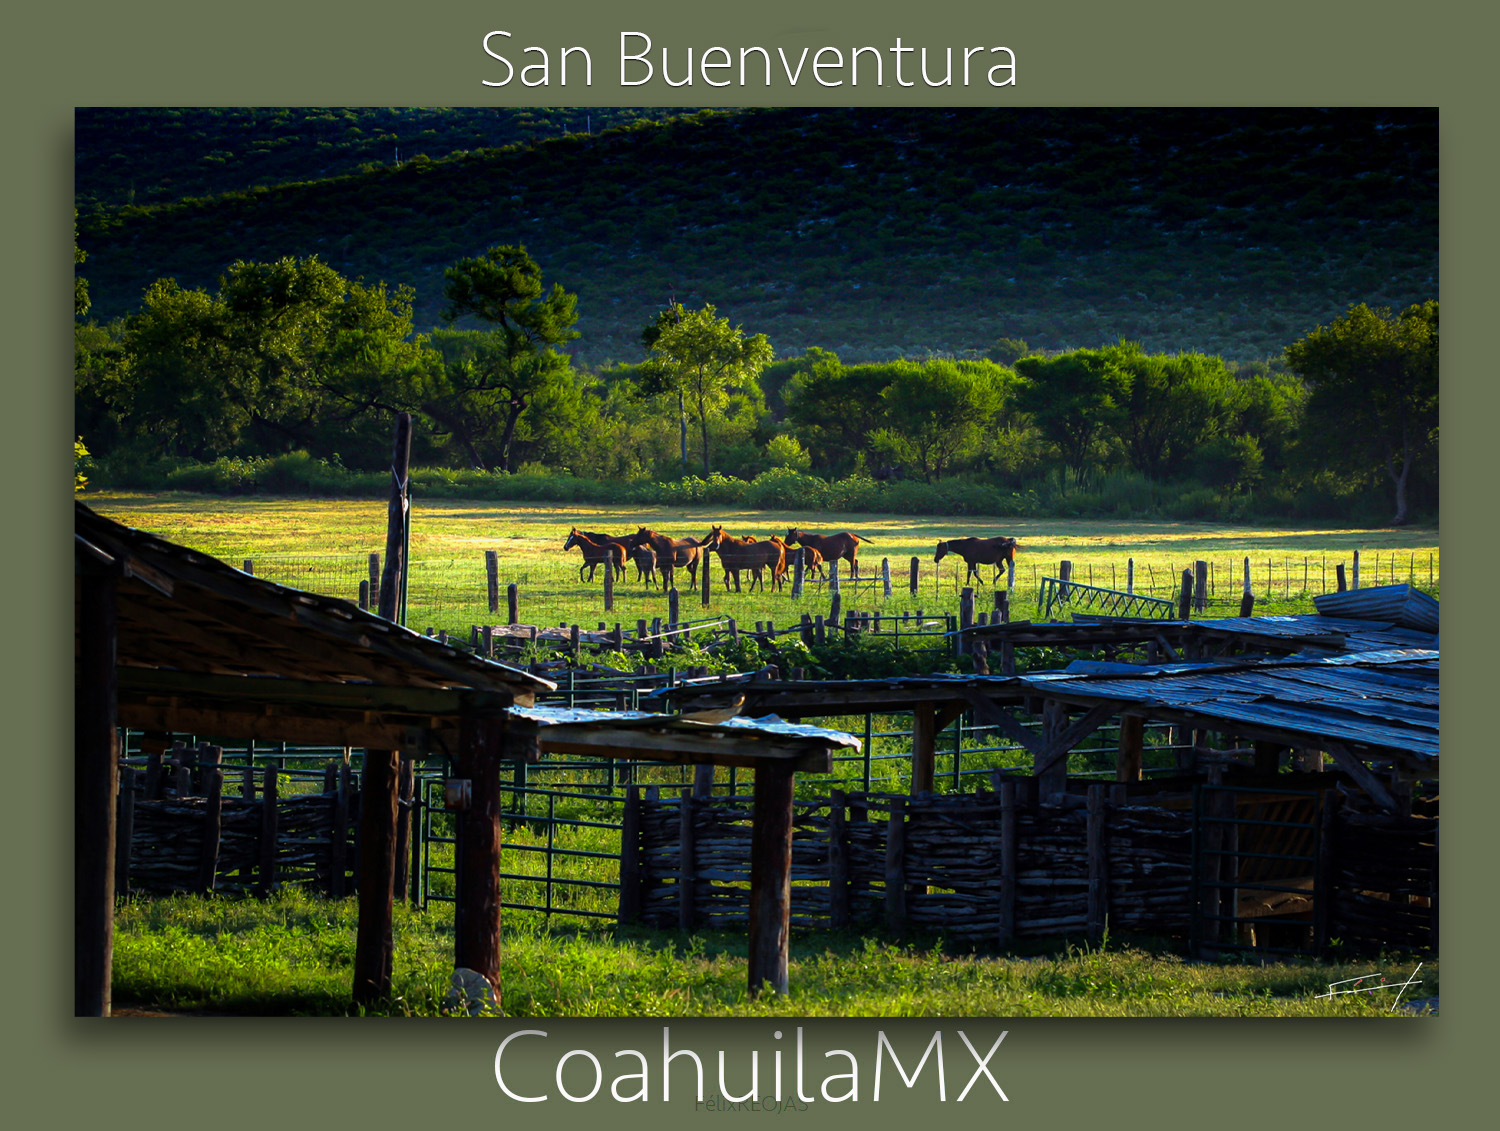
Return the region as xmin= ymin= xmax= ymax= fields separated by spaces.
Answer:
xmin=1284 ymin=301 xmax=1437 ymax=525
xmin=781 ymin=353 xmax=892 ymax=474
xmin=1108 ymin=343 xmax=1240 ymax=479
xmin=640 ymin=303 xmax=773 ymax=476
xmin=437 ymin=245 xmax=580 ymax=472
xmin=870 ymin=361 xmax=1004 ymax=482
xmin=1014 ymin=348 xmax=1131 ymax=486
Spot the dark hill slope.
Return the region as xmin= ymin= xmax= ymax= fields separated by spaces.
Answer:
xmin=77 ymin=107 xmax=1436 ymax=365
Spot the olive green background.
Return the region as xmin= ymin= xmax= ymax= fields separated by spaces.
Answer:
xmin=13 ymin=1 xmax=1487 ymax=1128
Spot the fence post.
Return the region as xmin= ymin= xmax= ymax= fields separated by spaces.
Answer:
xmin=1126 ymin=558 xmax=1135 ymax=595
xmin=958 ymin=587 xmax=975 ymax=655
xmin=603 ymin=556 xmax=615 ymax=612
xmin=506 ymin=583 xmax=519 ymax=626
xmin=882 ymin=558 xmax=892 ymax=599
xmin=196 ymin=745 xmax=224 ymax=894
xmin=1087 ymin=783 xmax=1109 ymax=943
xmin=828 ymin=789 xmax=850 ymax=929
xmin=368 ymin=553 xmax=380 ymax=597
xmin=1352 ymin=549 xmax=1361 ymax=590
xmin=1336 ymin=563 xmax=1348 ymax=593
xmin=997 ymin=778 xmax=1018 ymax=948
xmin=618 ymin=786 xmax=643 ymax=925
xmin=828 ymin=591 xmax=842 ymax=629
xmin=829 ymin=558 xmax=840 ymax=594
xmin=668 ymin=587 xmax=680 ymax=628
xmin=792 ymin=548 xmax=805 ymax=598
xmin=115 ymin=767 xmax=136 ymax=901
xmin=885 ymin=798 xmax=908 ymax=939
xmin=1059 ymin=560 xmax=1072 ymax=601
xmin=1177 ymin=569 xmax=1194 ymax=620
xmin=700 ymin=553 xmax=710 ymax=608
xmin=909 ymin=556 xmax=920 ymax=595
xmin=1194 ymin=560 xmax=1208 ymax=613
xmin=678 ymin=788 xmax=697 ymax=932
xmin=258 ymin=765 xmax=279 ymax=898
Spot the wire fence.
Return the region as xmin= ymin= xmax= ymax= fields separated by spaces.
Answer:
xmin=238 ymin=547 xmax=1440 ymax=640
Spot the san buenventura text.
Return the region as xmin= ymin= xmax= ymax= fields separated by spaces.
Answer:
xmin=482 ymin=32 xmax=1017 ymax=89
xmin=494 ymin=1026 xmax=1010 ymax=1104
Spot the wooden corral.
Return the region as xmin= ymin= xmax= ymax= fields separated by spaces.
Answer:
xmin=76 ymin=502 xmax=857 ymax=1012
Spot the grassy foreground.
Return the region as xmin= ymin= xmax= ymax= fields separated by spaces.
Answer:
xmin=112 ymin=889 xmax=1435 ymax=1018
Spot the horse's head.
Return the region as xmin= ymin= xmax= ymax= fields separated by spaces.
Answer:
xmin=625 ymin=527 xmax=654 ymax=549
xmin=934 ymin=541 xmax=949 ymax=562
xmin=785 ymin=527 xmax=803 ymax=544
xmin=703 ymin=525 xmax=724 ymax=551
xmin=564 ymin=529 xmax=581 ymax=550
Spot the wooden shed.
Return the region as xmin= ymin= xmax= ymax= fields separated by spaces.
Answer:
xmin=76 ymin=502 xmax=858 ymax=1013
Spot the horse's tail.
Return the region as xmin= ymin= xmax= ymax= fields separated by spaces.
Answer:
xmin=855 ymin=533 xmax=875 ymax=544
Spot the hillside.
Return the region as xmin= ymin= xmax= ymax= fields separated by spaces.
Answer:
xmin=76 ymin=107 xmax=1437 ymax=365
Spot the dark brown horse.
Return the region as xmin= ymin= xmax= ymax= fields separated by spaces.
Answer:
xmin=934 ymin=536 xmax=1019 ymax=585
xmin=708 ymin=526 xmax=786 ymax=592
xmin=626 ymin=527 xmax=711 ymax=590
xmin=786 ymin=528 xmax=873 ymax=577
xmin=577 ymin=528 xmax=653 ymax=587
xmin=563 ymin=528 xmax=626 ymax=582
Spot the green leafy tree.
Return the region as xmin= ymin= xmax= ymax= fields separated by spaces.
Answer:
xmin=1108 ymin=343 xmax=1241 ymax=479
xmin=1014 ymin=348 xmax=1131 ymax=487
xmin=436 ymin=245 xmax=580 ymax=471
xmin=782 ymin=353 xmax=892 ymax=474
xmin=870 ymin=361 xmax=1004 ymax=482
xmin=640 ymin=303 xmax=773 ymax=476
xmin=1284 ymin=301 xmax=1437 ymax=525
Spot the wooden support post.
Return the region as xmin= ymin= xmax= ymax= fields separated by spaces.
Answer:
xmin=196 ymin=745 xmax=224 ymax=893
xmin=507 ymin=583 xmax=519 ymax=625
xmin=1352 ymin=549 xmax=1361 ymax=590
xmin=1336 ymin=563 xmax=1347 ymax=593
xmin=368 ymin=552 xmax=380 ymax=596
xmin=909 ymin=556 xmax=920 ymax=594
xmin=700 ymin=552 xmax=710 ymax=608
xmin=997 ymin=778 xmax=1018 ymax=949
xmin=358 ymin=579 xmax=370 ymax=611
xmin=884 ymin=798 xmax=908 ymax=940
xmin=910 ymin=703 xmax=937 ymax=795
xmin=828 ymin=789 xmax=850 ymax=930
xmin=394 ymin=758 xmax=414 ymax=904
xmin=692 ymin=762 xmax=715 ymax=799
xmin=1126 ymin=557 xmax=1135 ymax=594
xmin=882 ymin=557 xmax=892 ymax=598
xmin=828 ymin=591 xmax=841 ymax=629
xmin=352 ymin=417 xmax=411 ymax=1005
xmin=792 ymin=548 xmax=805 ymax=598
xmin=1035 ymin=701 xmax=1070 ymax=801
xmin=1194 ymin=560 xmax=1208 ymax=612
xmin=1116 ymin=714 xmax=1144 ymax=782
xmin=1239 ymin=591 xmax=1255 ymax=617
xmin=1087 ymin=784 xmax=1109 ymax=942
xmin=679 ymin=787 xmax=698 ymax=932
xmin=258 ymin=765 xmax=279 ymax=898
xmin=485 ymin=550 xmax=500 ymax=614
xmin=668 ymin=587 xmax=680 ymax=628
xmin=829 ymin=558 xmax=840 ymax=595
xmin=618 ymin=786 xmax=643 ymax=925
xmin=76 ymin=572 xmax=119 ymax=1016
xmin=748 ymin=762 xmax=795 ymax=997
xmin=452 ymin=708 xmax=517 ymax=1008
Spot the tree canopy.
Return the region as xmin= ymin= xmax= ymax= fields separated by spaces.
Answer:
xmin=1284 ymin=301 xmax=1438 ymax=525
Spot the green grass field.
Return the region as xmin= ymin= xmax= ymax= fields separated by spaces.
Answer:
xmin=87 ymin=492 xmax=1440 ymax=640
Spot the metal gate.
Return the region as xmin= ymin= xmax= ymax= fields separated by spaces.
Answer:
xmin=1191 ymin=785 xmax=1323 ymax=958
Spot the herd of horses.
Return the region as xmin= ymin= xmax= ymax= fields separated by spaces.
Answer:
xmin=561 ymin=526 xmax=1020 ymax=592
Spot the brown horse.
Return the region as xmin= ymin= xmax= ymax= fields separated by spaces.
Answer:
xmin=563 ymin=528 xmax=626 ymax=582
xmin=709 ymin=526 xmax=786 ymax=593
xmin=626 ymin=527 xmax=711 ymax=590
xmin=934 ymin=536 xmax=1019 ymax=585
xmin=577 ymin=528 xmax=653 ymax=588
xmin=786 ymin=528 xmax=873 ymax=577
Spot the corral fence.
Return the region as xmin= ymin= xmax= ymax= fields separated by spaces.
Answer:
xmin=234 ymin=547 xmax=1440 ymax=642
xmin=628 ymin=777 xmax=1437 ymax=958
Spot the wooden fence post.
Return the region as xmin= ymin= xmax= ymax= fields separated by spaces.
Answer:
xmin=885 ymin=798 xmax=908 ymax=939
xmin=1087 ymin=784 xmax=1109 ymax=943
xmin=1352 ymin=549 xmax=1361 ymax=590
xmin=909 ymin=556 xmax=920 ymax=594
xmin=792 ymin=548 xmax=805 ymax=598
xmin=1126 ymin=558 xmax=1135 ymax=594
xmin=196 ymin=746 xmax=224 ymax=894
xmin=358 ymin=579 xmax=370 ymax=610
xmin=618 ymin=786 xmax=643 ymax=925
xmin=678 ymin=788 xmax=697 ymax=932
xmin=1059 ymin=560 xmax=1073 ymax=602
xmin=668 ymin=587 xmax=680 ymax=628
xmin=1194 ymin=560 xmax=1208 ymax=612
xmin=1336 ymin=563 xmax=1347 ymax=593
xmin=1177 ymin=569 xmax=1194 ymax=620
xmin=368 ymin=552 xmax=380 ymax=596
xmin=700 ymin=553 xmax=710 ymax=608
xmin=258 ymin=765 xmax=279 ymax=898
xmin=486 ymin=550 xmax=499 ymax=614
xmin=998 ymin=777 xmax=1018 ymax=948
xmin=507 ymin=582 xmax=519 ymax=626
xmin=828 ymin=789 xmax=850 ymax=929
xmin=115 ymin=767 xmax=136 ymax=901
xmin=829 ymin=559 xmax=840 ymax=594
xmin=958 ymin=587 xmax=975 ymax=655
xmin=882 ymin=558 xmax=892 ymax=599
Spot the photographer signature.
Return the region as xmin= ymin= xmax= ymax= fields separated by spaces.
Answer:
xmin=1316 ymin=962 xmax=1424 ymax=1012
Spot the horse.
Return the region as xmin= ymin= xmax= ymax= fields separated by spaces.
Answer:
xmin=577 ymin=528 xmax=653 ymax=588
xmin=562 ymin=528 xmax=626 ymax=582
xmin=708 ymin=526 xmax=786 ymax=593
xmin=934 ymin=535 xmax=1020 ymax=585
xmin=785 ymin=528 xmax=873 ymax=578
xmin=626 ymin=527 xmax=711 ymax=590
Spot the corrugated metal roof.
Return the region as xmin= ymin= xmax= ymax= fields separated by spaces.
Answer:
xmin=508 ymin=705 xmax=862 ymax=749
xmin=1313 ymin=584 xmax=1440 ymax=633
